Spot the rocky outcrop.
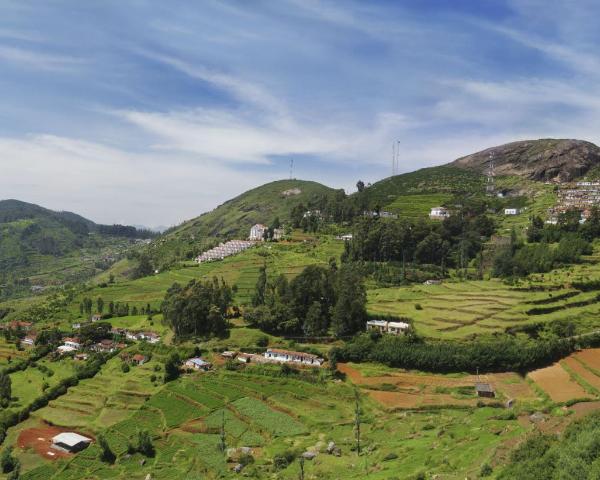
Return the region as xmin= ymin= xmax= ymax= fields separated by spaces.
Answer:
xmin=450 ymin=139 xmax=600 ymax=182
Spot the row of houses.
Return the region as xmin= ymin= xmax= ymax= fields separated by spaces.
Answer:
xmin=195 ymin=240 xmax=256 ymax=263
xmin=56 ymin=337 xmax=127 ymax=355
xmin=212 ymin=348 xmax=325 ymax=368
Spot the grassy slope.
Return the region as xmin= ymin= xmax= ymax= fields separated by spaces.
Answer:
xmin=147 ymin=179 xmax=336 ymax=266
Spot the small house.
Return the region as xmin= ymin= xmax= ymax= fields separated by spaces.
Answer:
xmin=21 ymin=333 xmax=37 ymax=346
xmin=429 ymin=207 xmax=450 ymax=220
xmin=52 ymin=432 xmax=92 ymax=453
xmin=237 ymin=353 xmax=253 ymax=364
xmin=504 ymin=208 xmax=520 ymax=215
xmin=5 ymin=321 xmax=33 ymax=332
xmin=424 ymin=279 xmax=441 ymax=285
xmin=139 ymin=332 xmax=160 ymax=344
xmin=366 ymin=320 xmax=410 ymax=336
xmin=63 ymin=337 xmax=81 ymax=350
xmin=93 ymin=339 xmax=117 ymax=353
xmin=74 ymin=353 xmax=89 ymax=361
xmin=131 ymin=354 xmax=147 ymax=365
xmin=249 ymin=224 xmax=267 ymax=241
xmin=221 ymin=351 xmax=237 ymax=359
xmin=263 ymin=348 xmax=324 ymax=366
xmin=475 ymin=382 xmax=495 ymax=398
xmin=91 ymin=314 xmax=102 ymax=323
xmin=184 ymin=357 xmax=212 ymax=371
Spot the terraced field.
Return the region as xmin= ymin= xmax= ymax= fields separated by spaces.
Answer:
xmin=367 ymin=271 xmax=600 ymax=338
xmin=32 ymin=354 xmax=163 ymax=431
xmin=18 ymin=368 xmax=527 ymax=480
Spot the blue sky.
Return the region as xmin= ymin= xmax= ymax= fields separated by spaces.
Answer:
xmin=1 ymin=0 xmax=600 ymax=227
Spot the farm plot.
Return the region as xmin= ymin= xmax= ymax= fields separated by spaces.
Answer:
xmin=231 ymin=396 xmax=307 ymax=437
xmin=528 ymin=362 xmax=590 ymax=403
xmin=367 ymin=278 xmax=600 ymax=339
xmin=339 ymin=363 xmax=542 ymax=409
xmin=33 ymin=355 xmax=162 ymax=431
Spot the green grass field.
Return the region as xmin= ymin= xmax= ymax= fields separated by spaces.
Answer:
xmin=14 ymin=366 xmax=529 ymax=480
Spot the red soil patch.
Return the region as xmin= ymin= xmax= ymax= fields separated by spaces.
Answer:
xmin=574 ymin=349 xmax=600 ymax=371
xmin=563 ymin=357 xmax=600 ymax=390
xmin=17 ymin=424 xmax=93 ymax=461
xmin=338 ymin=363 xmax=477 ymax=388
xmin=528 ymin=363 xmax=589 ymax=403
xmin=488 ymin=372 xmax=539 ymax=401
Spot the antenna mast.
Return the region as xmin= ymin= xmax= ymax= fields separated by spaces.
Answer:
xmin=289 ymin=158 xmax=294 ymax=180
xmin=486 ymin=151 xmax=495 ymax=195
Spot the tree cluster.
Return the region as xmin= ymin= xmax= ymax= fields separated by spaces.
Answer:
xmin=161 ymin=278 xmax=233 ymax=338
xmin=245 ymin=262 xmax=367 ymax=337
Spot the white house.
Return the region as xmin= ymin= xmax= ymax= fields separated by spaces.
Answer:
xmin=52 ymin=432 xmax=92 ymax=453
xmin=63 ymin=337 xmax=82 ymax=350
xmin=249 ymin=224 xmax=267 ymax=241
xmin=273 ymin=228 xmax=285 ymax=240
xmin=429 ymin=207 xmax=450 ymax=220
xmin=263 ymin=348 xmax=324 ymax=366
xmin=366 ymin=320 xmax=410 ymax=336
xmin=504 ymin=208 xmax=520 ymax=215
xmin=184 ymin=357 xmax=212 ymax=371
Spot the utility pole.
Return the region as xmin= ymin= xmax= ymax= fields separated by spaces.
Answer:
xmin=354 ymin=388 xmax=361 ymax=455
xmin=219 ymin=409 xmax=226 ymax=453
xmin=298 ymin=456 xmax=305 ymax=480
xmin=290 ymin=158 xmax=294 ymax=180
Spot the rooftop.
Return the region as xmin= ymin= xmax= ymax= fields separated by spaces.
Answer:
xmin=52 ymin=432 xmax=92 ymax=447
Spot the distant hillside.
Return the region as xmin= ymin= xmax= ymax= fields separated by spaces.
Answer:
xmin=450 ymin=138 xmax=600 ymax=182
xmin=0 ymin=199 xmax=153 ymax=297
xmin=148 ymin=179 xmax=336 ymax=265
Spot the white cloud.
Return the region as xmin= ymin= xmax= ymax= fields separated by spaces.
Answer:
xmin=0 ymin=45 xmax=84 ymax=71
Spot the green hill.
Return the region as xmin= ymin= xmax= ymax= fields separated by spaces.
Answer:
xmin=147 ymin=179 xmax=336 ymax=266
xmin=0 ymin=200 xmax=151 ymax=299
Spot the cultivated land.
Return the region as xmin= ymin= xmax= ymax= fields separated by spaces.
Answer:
xmin=8 ymin=147 xmax=600 ymax=478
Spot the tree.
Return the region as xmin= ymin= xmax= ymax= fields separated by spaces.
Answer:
xmin=164 ymin=352 xmax=180 ymax=383
xmin=108 ymin=273 xmax=115 ymax=284
xmin=0 ymin=372 xmax=11 ymax=406
xmin=0 ymin=447 xmax=16 ymax=473
xmin=97 ymin=434 xmax=115 ymax=464
xmin=219 ymin=409 xmax=226 ymax=453
xmin=356 ymin=180 xmax=365 ymax=193
xmin=331 ymin=265 xmax=367 ymax=337
xmin=252 ymin=264 xmax=268 ymax=307
xmin=97 ymin=297 xmax=104 ymax=314
xmin=137 ymin=430 xmax=155 ymax=457
xmin=132 ymin=254 xmax=154 ymax=279
xmin=303 ymin=301 xmax=327 ymax=337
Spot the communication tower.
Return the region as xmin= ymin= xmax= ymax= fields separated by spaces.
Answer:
xmin=486 ymin=151 xmax=496 ymax=195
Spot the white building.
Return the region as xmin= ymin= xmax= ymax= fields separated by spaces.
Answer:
xmin=429 ymin=207 xmax=450 ymax=220
xmin=366 ymin=320 xmax=410 ymax=336
xmin=273 ymin=228 xmax=285 ymax=240
xmin=184 ymin=357 xmax=212 ymax=371
xmin=504 ymin=208 xmax=520 ymax=215
xmin=263 ymin=348 xmax=324 ymax=366
xmin=63 ymin=337 xmax=82 ymax=350
xmin=52 ymin=432 xmax=92 ymax=453
xmin=249 ymin=224 xmax=267 ymax=241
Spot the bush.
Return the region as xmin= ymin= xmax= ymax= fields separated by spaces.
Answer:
xmin=121 ymin=363 xmax=130 ymax=373
xmin=256 ymin=335 xmax=269 ymax=348
xmin=383 ymin=452 xmax=398 ymax=461
xmin=479 ymin=463 xmax=492 ymax=477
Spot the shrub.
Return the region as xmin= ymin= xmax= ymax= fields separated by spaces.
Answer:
xmin=383 ymin=452 xmax=398 ymax=461
xmin=121 ymin=363 xmax=130 ymax=373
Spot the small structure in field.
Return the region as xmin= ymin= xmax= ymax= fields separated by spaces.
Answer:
xmin=58 ymin=337 xmax=81 ymax=354
xmin=221 ymin=351 xmax=237 ymax=359
xmin=74 ymin=353 xmax=89 ymax=361
xmin=504 ymin=208 xmax=521 ymax=215
xmin=131 ymin=354 xmax=148 ymax=365
xmin=237 ymin=353 xmax=253 ymax=364
xmin=91 ymin=314 xmax=102 ymax=323
xmin=184 ymin=357 xmax=212 ymax=371
xmin=423 ymin=279 xmax=441 ymax=285
xmin=21 ymin=333 xmax=37 ymax=346
xmin=475 ymin=382 xmax=495 ymax=398
xmin=51 ymin=432 xmax=92 ymax=453
xmin=366 ymin=320 xmax=410 ymax=336
xmin=429 ymin=207 xmax=450 ymax=220
xmin=263 ymin=348 xmax=324 ymax=367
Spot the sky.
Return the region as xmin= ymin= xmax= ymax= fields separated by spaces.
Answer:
xmin=2 ymin=0 xmax=600 ymax=227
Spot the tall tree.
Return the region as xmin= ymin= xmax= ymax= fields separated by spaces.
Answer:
xmin=331 ymin=265 xmax=367 ymax=337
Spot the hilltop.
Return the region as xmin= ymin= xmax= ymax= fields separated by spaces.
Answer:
xmin=147 ymin=179 xmax=336 ymax=266
xmin=450 ymin=138 xmax=600 ymax=182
